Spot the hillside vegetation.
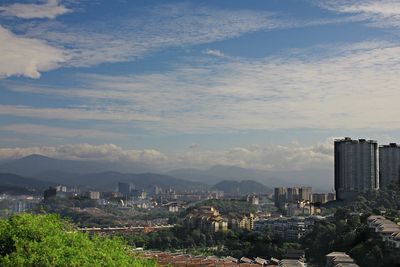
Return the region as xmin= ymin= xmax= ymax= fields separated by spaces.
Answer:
xmin=0 ymin=213 xmax=156 ymax=267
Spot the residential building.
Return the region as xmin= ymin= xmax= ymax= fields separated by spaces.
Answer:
xmin=327 ymin=192 xmax=336 ymax=202
xmin=299 ymin=187 xmax=311 ymax=201
xmin=259 ymin=216 xmax=324 ymax=241
xmin=275 ymin=187 xmax=287 ymax=207
xmin=118 ymin=182 xmax=131 ymax=197
xmin=379 ymin=143 xmax=400 ymax=188
xmin=55 ymin=185 xmax=67 ymax=192
xmin=279 ymin=259 xmax=305 ymax=267
xmin=311 ymin=193 xmax=328 ymax=204
xmin=287 ymin=187 xmax=300 ymax=202
xmin=184 ymin=206 xmax=228 ymax=233
xmin=334 ymin=137 xmax=379 ymax=201
xmin=228 ymin=213 xmax=255 ymax=230
xmin=325 ymin=252 xmax=359 ymax=267
xmin=247 ymin=194 xmax=260 ymax=205
xmin=86 ymin=191 xmax=100 ymax=200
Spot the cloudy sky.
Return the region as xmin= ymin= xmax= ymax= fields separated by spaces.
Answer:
xmin=1 ymin=0 xmax=400 ymax=173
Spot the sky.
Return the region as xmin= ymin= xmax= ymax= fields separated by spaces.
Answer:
xmin=1 ymin=0 xmax=400 ymax=172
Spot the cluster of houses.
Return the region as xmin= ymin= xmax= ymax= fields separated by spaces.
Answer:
xmin=184 ymin=206 xmax=257 ymax=233
xmin=367 ymin=215 xmax=400 ymax=251
xmin=325 ymin=252 xmax=359 ymax=267
xmin=139 ymin=250 xmax=306 ymax=267
xmin=184 ymin=205 xmax=327 ymax=243
xmin=254 ymin=216 xmax=325 ymax=241
xmin=141 ymin=250 xmax=363 ymax=267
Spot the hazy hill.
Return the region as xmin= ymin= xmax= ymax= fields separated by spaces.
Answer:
xmin=212 ymin=180 xmax=271 ymax=195
xmin=169 ymin=165 xmax=333 ymax=192
xmin=68 ymin=171 xmax=208 ymax=191
xmin=0 ymin=173 xmax=54 ymax=195
xmin=0 ymin=154 xmax=333 ymax=192
xmin=6 ymin=170 xmax=207 ymax=192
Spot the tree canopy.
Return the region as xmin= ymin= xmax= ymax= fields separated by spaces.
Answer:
xmin=0 ymin=213 xmax=156 ymax=267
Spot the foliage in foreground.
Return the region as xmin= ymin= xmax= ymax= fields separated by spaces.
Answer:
xmin=0 ymin=213 xmax=156 ymax=267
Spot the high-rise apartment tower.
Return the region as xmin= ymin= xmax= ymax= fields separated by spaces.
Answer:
xmin=379 ymin=143 xmax=400 ymax=188
xmin=334 ymin=137 xmax=379 ymax=200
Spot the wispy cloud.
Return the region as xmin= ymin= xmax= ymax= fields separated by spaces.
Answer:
xmin=0 ymin=0 xmax=71 ymax=19
xmin=0 ymin=25 xmax=67 ymax=78
xmin=0 ymin=124 xmax=126 ymax=140
xmin=7 ymin=40 xmax=400 ymax=132
xmin=0 ymin=105 xmax=159 ymax=122
xmin=315 ymin=0 xmax=400 ymax=28
xmin=18 ymin=4 xmax=280 ymax=68
xmin=11 ymin=3 xmax=356 ymax=74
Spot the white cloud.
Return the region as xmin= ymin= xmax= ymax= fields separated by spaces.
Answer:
xmin=203 ymin=49 xmax=227 ymax=58
xmin=0 ymin=141 xmax=332 ymax=171
xmin=4 ymin=40 xmax=400 ymax=132
xmin=0 ymin=143 xmax=168 ymax=163
xmin=0 ymin=0 xmax=71 ymax=19
xmin=18 ymin=5 xmax=279 ymax=67
xmin=0 ymin=2 xmax=359 ymax=78
xmin=172 ymin=140 xmax=333 ymax=171
xmin=17 ymin=3 xmax=354 ymax=69
xmin=315 ymin=0 xmax=400 ymax=28
xmin=0 ymin=25 xmax=67 ymax=78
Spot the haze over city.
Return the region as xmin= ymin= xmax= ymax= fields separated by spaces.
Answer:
xmin=2 ymin=0 xmax=400 ymax=192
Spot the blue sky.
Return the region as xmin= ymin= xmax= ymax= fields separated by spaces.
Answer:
xmin=1 ymin=0 xmax=400 ymax=172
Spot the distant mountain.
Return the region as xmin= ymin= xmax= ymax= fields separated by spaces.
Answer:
xmin=0 ymin=154 xmax=333 ymax=192
xmin=212 ymin=180 xmax=271 ymax=195
xmin=51 ymin=171 xmax=208 ymax=191
xmin=169 ymin=165 xmax=333 ymax=192
xmin=0 ymin=173 xmax=54 ymax=195
xmin=0 ymin=155 xmax=208 ymax=192
xmin=0 ymin=154 xmax=155 ymax=177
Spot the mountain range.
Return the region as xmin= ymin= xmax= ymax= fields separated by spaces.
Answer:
xmin=0 ymin=154 xmax=332 ymax=193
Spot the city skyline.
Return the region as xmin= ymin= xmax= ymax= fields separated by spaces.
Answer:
xmin=2 ymin=1 xmax=400 ymax=172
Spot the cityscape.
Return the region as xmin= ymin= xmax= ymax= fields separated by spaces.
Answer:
xmin=0 ymin=137 xmax=399 ymax=266
xmin=1 ymin=0 xmax=400 ymax=267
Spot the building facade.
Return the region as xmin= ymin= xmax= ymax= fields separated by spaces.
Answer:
xmin=334 ymin=137 xmax=379 ymax=201
xmin=379 ymin=143 xmax=400 ymax=188
xmin=274 ymin=187 xmax=287 ymax=207
xmin=118 ymin=182 xmax=131 ymax=197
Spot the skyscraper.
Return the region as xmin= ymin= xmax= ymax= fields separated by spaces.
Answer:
xmin=379 ymin=143 xmax=400 ymax=188
xmin=334 ymin=137 xmax=379 ymax=201
xmin=118 ymin=182 xmax=131 ymax=197
xmin=274 ymin=187 xmax=287 ymax=207
xmin=299 ymin=187 xmax=312 ymax=201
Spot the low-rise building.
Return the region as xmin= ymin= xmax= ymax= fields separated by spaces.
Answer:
xmin=256 ymin=216 xmax=324 ymax=241
xmin=247 ymin=194 xmax=260 ymax=205
xmin=325 ymin=252 xmax=359 ymax=267
xmin=228 ymin=213 xmax=255 ymax=230
xmin=367 ymin=215 xmax=400 ymax=242
xmin=185 ymin=206 xmax=228 ymax=233
xmin=367 ymin=214 xmax=400 ymax=260
xmin=86 ymin=191 xmax=100 ymax=200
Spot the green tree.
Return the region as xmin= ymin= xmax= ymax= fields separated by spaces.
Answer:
xmin=0 ymin=213 xmax=156 ymax=267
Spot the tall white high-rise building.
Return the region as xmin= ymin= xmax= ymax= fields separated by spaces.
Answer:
xmin=379 ymin=143 xmax=400 ymax=188
xmin=334 ymin=137 xmax=379 ymax=200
